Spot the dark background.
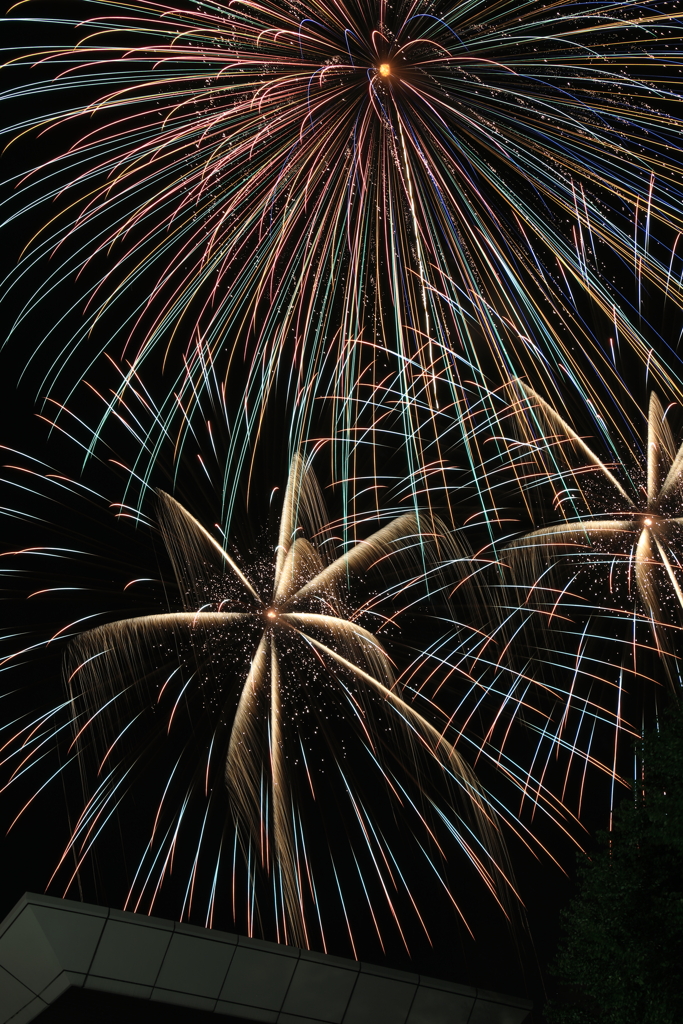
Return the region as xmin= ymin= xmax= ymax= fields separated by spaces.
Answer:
xmin=2 ymin=5 xmax=680 ymax=1021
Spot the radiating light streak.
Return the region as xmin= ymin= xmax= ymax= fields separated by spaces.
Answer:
xmin=4 ymin=0 xmax=683 ymax=514
xmin=51 ymin=452 xmax=514 ymax=948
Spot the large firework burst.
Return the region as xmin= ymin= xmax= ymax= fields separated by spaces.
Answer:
xmin=3 ymin=0 xmax=683 ymax=502
xmin=430 ymin=382 xmax=683 ymax=827
xmin=505 ymin=384 xmax=683 ymax=661
xmin=55 ymin=453 xmax=513 ymax=949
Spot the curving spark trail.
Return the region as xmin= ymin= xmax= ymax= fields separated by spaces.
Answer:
xmin=65 ymin=453 xmax=511 ymax=946
xmin=506 ymin=384 xmax=683 ymax=661
xmin=394 ymin=382 xmax=683 ymax=846
xmin=4 ymin=0 xmax=683 ymax=502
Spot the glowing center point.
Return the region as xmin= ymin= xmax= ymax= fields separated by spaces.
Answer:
xmin=266 ymin=608 xmax=278 ymax=619
xmin=379 ymin=63 xmax=391 ymax=77
xmin=644 ymin=517 xmax=653 ymax=527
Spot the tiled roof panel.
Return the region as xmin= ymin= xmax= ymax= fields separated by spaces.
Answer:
xmin=0 ymin=894 xmax=531 ymax=1024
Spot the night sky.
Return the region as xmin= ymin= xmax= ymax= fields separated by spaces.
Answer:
xmin=2 ymin=3 xmax=682 ymax=1021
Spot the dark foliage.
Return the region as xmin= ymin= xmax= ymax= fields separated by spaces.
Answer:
xmin=546 ymin=705 xmax=683 ymax=1024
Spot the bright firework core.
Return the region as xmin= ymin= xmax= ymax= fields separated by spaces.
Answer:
xmin=265 ymin=608 xmax=278 ymax=619
xmin=378 ymin=63 xmax=391 ymax=77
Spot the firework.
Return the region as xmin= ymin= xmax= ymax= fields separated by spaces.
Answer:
xmin=505 ymin=383 xmax=683 ymax=662
xmin=3 ymin=0 xmax=683 ymax=502
xmin=420 ymin=381 xmax=683 ymax=829
xmin=51 ymin=453 xmax=513 ymax=949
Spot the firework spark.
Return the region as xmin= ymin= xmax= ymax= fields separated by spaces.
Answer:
xmin=62 ymin=453 xmax=512 ymax=947
xmin=3 ymin=0 xmax=683 ymax=500
xmin=506 ymin=384 xmax=683 ymax=663
xmin=384 ymin=379 xmax=683 ymax=842
xmin=414 ymin=381 xmax=682 ymax=829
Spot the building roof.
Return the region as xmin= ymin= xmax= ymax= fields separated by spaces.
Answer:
xmin=0 ymin=893 xmax=531 ymax=1024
